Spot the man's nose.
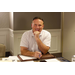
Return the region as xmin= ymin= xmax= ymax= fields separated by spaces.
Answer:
xmin=36 ymin=25 xmax=39 ymax=28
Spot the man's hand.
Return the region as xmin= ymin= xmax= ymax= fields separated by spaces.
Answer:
xmin=34 ymin=31 xmax=40 ymax=39
xmin=34 ymin=51 xmax=42 ymax=59
xmin=33 ymin=31 xmax=50 ymax=54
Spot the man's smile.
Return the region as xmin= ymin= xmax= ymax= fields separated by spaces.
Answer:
xmin=35 ymin=29 xmax=40 ymax=31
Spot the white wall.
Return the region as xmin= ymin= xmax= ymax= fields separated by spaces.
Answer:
xmin=62 ymin=12 xmax=75 ymax=61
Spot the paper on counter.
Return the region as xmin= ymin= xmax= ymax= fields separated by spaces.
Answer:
xmin=45 ymin=58 xmax=61 ymax=62
xmin=8 ymin=56 xmax=19 ymax=60
xmin=2 ymin=55 xmax=36 ymax=62
xmin=2 ymin=56 xmax=19 ymax=62
xmin=19 ymin=55 xmax=36 ymax=60
xmin=0 ymin=60 xmax=12 ymax=62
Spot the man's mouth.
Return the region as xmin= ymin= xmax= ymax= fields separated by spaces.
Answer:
xmin=35 ymin=29 xmax=39 ymax=31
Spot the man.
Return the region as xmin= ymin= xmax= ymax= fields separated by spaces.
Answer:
xmin=20 ymin=17 xmax=51 ymax=59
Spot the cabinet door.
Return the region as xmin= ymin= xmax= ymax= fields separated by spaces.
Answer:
xmin=63 ymin=12 xmax=75 ymax=61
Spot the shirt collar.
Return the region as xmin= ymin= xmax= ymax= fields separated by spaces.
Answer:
xmin=31 ymin=30 xmax=34 ymax=36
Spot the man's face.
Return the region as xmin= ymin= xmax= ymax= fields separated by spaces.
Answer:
xmin=31 ymin=19 xmax=44 ymax=33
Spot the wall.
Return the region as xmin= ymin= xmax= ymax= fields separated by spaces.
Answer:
xmin=0 ymin=12 xmax=10 ymax=28
xmin=14 ymin=12 xmax=61 ymax=30
xmin=0 ymin=12 xmax=61 ymax=30
xmin=0 ymin=12 xmax=10 ymax=52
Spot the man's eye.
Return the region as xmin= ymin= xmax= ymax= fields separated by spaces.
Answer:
xmin=34 ymin=24 xmax=37 ymax=26
xmin=39 ymin=25 xmax=41 ymax=26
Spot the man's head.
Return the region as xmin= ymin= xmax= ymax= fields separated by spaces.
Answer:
xmin=31 ymin=17 xmax=44 ymax=33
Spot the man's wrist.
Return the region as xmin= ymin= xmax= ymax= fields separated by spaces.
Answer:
xmin=35 ymin=37 xmax=40 ymax=42
xmin=32 ymin=52 xmax=35 ymax=57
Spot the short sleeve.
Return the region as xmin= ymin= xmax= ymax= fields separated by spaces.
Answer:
xmin=43 ymin=32 xmax=51 ymax=47
xmin=20 ymin=32 xmax=28 ymax=48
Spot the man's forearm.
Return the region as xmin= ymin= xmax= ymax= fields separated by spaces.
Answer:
xmin=35 ymin=38 xmax=49 ymax=54
xmin=34 ymin=31 xmax=50 ymax=54
xmin=21 ymin=49 xmax=35 ymax=57
xmin=21 ymin=47 xmax=42 ymax=58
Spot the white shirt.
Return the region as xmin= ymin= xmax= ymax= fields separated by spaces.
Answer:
xmin=20 ymin=29 xmax=51 ymax=52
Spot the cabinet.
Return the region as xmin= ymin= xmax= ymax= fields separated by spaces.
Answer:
xmin=62 ymin=12 xmax=75 ymax=61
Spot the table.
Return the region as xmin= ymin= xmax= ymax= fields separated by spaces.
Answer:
xmin=0 ymin=53 xmax=55 ymax=62
xmin=17 ymin=53 xmax=56 ymax=62
xmin=0 ymin=53 xmax=61 ymax=62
